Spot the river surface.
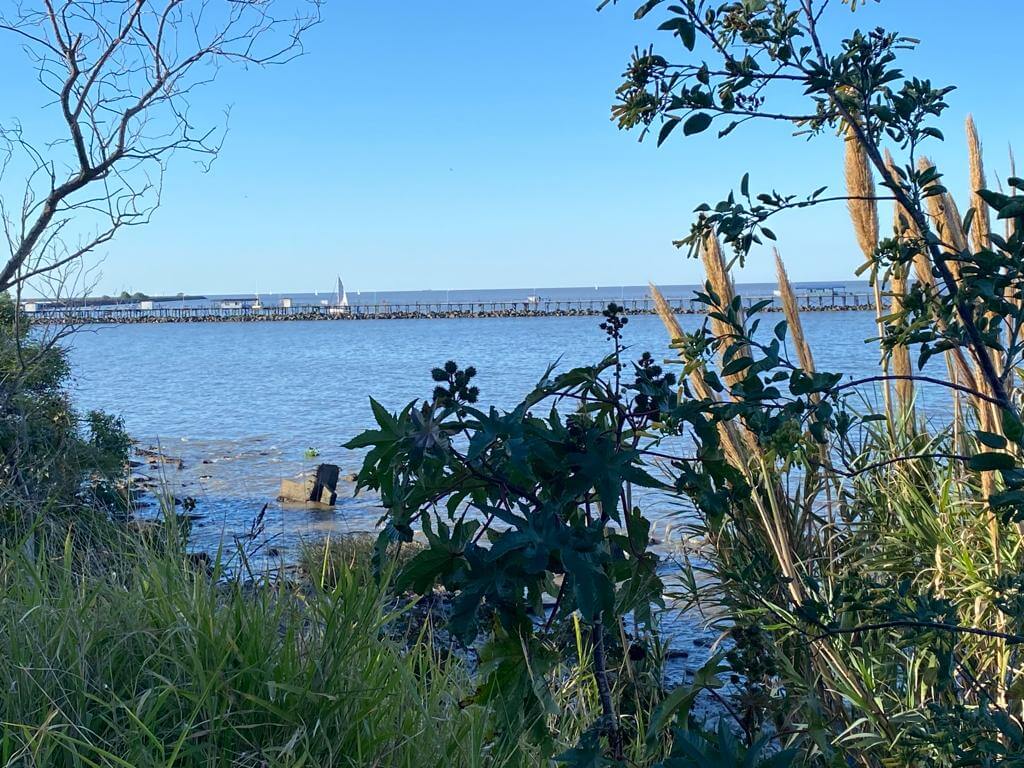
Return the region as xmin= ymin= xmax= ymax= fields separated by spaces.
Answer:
xmin=66 ymin=310 xmax=946 ymax=558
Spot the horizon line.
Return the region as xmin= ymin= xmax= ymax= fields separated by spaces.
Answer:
xmin=70 ymin=277 xmax=865 ymax=301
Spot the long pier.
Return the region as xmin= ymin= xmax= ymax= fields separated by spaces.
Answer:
xmin=25 ymin=291 xmax=876 ymax=324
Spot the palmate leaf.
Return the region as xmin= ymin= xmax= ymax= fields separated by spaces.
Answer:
xmin=344 ymin=399 xmax=418 ymax=492
xmin=465 ymin=405 xmax=506 ymax=460
xmin=563 ymin=546 xmax=615 ymax=622
xmin=645 ymin=653 xmax=728 ymax=746
xmin=473 ymin=629 xmax=559 ymax=754
xmin=398 ymin=547 xmax=460 ymax=593
xmin=613 ymin=563 xmax=662 ymax=627
xmin=342 ymin=428 xmax=389 ymax=451
xmin=532 ymin=355 xmax=617 ymax=400
xmin=569 ymin=445 xmax=626 ymax=521
xmin=662 ymin=728 xmax=798 ymax=767
xmin=344 ymin=398 xmax=408 ymax=449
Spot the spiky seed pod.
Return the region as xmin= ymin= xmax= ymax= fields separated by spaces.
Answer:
xmin=845 ymin=126 xmax=879 ymax=261
xmin=966 ymin=115 xmax=991 ymax=253
xmin=773 ymin=249 xmax=814 ymax=375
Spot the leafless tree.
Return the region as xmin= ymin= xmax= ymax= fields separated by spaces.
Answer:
xmin=0 ymin=0 xmax=318 ymax=532
xmin=0 ymin=0 xmax=321 ymax=300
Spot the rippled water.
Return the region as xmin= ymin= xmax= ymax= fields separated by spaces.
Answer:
xmin=67 ymin=310 xmax=943 ymax=557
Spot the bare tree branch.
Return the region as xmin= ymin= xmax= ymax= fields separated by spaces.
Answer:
xmin=0 ymin=0 xmax=320 ymax=297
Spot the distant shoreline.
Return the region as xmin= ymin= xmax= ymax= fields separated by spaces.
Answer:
xmin=23 ymin=280 xmax=869 ymax=308
xmin=27 ymin=291 xmax=877 ymax=325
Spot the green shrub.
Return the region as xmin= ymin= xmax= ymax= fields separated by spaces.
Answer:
xmin=0 ymin=295 xmax=131 ymax=536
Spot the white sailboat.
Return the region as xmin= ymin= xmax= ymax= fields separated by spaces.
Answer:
xmin=329 ymin=275 xmax=350 ymax=314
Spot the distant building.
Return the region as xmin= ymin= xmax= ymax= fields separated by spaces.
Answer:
xmin=280 ymin=297 xmax=293 ymax=308
xmin=220 ymin=299 xmax=253 ymax=310
xmin=139 ymin=300 xmax=154 ymax=310
xmin=22 ymin=302 xmax=39 ymax=313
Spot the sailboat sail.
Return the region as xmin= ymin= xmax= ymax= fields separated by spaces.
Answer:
xmin=336 ymin=276 xmax=349 ymax=307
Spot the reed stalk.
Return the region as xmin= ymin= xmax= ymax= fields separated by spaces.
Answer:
xmin=651 ymin=281 xmax=802 ymax=580
xmin=918 ymin=155 xmax=1001 ymax=567
xmin=918 ymin=155 xmax=968 ymax=278
xmin=845 ymin=126 xmax=880 ymax=258
xmin=773 ymin=249 xmax=814 ymax=375
xmin=890 ymin=268 xmax=915 ymax=421
xmin=876 ymin=150 xmax=916 ymax=425
xmin=653 ymin=286 xmax=820 ymax=611
xmin=921 ymin=155 xmax=1003 ymax=428
xmin=846 ymin=128 xmax=892 ymax=425
xmin=648 ymin=100 xmax=1021 ymax=765
xmin=649 ymin=282 xmax=751 ymax=471
xmin=962 ymin=123 xmax=1011 ymax=397
xmin=905 ymin=153 xmax=991 ymax=411
xmin=774 ymin=248 xmax=842 ymax=529
xmin=699 ymin=234 xmax=754 ymax=396
xmin=656 ymin=268 xmax=890 ymax=747
xmin=1010 ymin=147 xmax=1018 ymax=242
xmin=966 ymin=115 xmax=991 ymax=254
xmin=921 ymin=146 xmax=1007 ymax=693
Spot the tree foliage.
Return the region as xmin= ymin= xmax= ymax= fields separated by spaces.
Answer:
xmin=0 ymin=295 xmax=130 ymax=533
xmin=349 ymin=1 xmax=1024 ymax=763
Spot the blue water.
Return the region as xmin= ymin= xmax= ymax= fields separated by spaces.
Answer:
xmin=66 ymin=309 xmax=948 ymax=555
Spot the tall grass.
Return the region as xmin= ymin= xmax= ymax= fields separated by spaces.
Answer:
xmin=648 ymin=116 xmax=1024 ymax=764
xmin=0 ymin=523 xmax=492 ymax=768
xmin=0 ymin=518 xmax=661 ymax=767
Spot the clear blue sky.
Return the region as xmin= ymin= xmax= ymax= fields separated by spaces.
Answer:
xmin=0 ymin=1 xmax=1018 ymax=296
